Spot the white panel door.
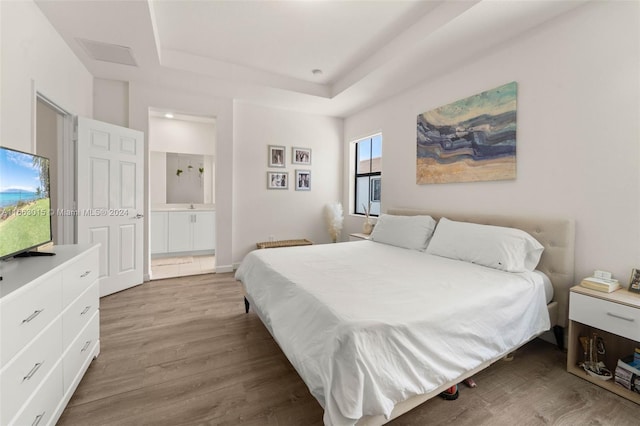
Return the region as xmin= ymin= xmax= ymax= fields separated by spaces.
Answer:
xmin=76 ymin=117 xmax=144 ymax=297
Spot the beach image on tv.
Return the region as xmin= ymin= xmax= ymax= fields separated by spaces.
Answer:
xmin=0 ymin=148 xmax=52 ymax=258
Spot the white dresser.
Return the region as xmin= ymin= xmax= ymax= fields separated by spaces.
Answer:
xmin=0 ymin=244 xmax=100 ymax=426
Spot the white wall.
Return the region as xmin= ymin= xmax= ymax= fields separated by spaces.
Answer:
xmin=149 ymin=116 xmax=216 ymax=155
xmin=93 ymin=78 xmax=129 ymax=128
xmin=343 ymin=1 xmax=640 ymax=284
xmin=1 ymin=1 xmax=93 ymax=153
xmin=233 ymin=102 xmax=343 ymax=264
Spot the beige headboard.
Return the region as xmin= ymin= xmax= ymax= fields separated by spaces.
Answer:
xmin=387 ymin=208 xmax=575 ymax=328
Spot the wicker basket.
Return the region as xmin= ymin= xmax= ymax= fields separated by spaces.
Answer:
xmin=255 ymin=239 xmax=313 ymax=249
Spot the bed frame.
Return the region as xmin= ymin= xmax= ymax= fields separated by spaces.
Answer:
xmin=353 ymin=209 xmax=576 ymax=425
xmin=241 ymin=209 xmax=575 ymax=426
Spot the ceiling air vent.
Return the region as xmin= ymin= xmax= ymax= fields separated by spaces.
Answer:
xmin=76 ymin=38 xmax=138 ymax=67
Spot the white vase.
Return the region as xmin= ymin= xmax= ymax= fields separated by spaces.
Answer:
xmin=363 ymin=219 xmax=373 ymax=235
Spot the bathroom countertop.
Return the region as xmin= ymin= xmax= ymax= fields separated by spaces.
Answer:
xmin=152 ymin=204 xmax=215 ymax=212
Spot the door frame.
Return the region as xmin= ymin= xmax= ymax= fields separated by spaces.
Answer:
xmin=34 ymin=92 xmax=76 ymax=245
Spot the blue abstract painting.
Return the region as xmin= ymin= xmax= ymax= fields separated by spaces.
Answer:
xmin=417 ymin=82 xmax=517 ymax=184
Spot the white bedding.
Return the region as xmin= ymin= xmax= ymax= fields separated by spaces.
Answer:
xmin=235 ymin=240 xmax=550 ymax=425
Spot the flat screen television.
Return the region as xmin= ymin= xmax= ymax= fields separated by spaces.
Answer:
xmin=0 ymin=146 xmax=53 ymax=260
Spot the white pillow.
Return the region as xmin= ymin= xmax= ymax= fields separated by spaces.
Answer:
xmin=369 ymin=214 xmax=437 ymax=251
xmin=425 ymin=218 xmax=544 ymax=272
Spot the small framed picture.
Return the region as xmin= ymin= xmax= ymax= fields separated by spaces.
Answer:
xmin=629 ymin=268 xmax=640 ymax=293
xmin=268 ymin=145 xmax=286 ymax=168
xmin=267 ymin=171 xmax=288 ymax=189
xmin=370 ymin=177 xmax=381 ymax=202
xmin=295 ymin=170 xmax=311 ymax=191
xmin=292 ymin=147 xmax=312 ymax=165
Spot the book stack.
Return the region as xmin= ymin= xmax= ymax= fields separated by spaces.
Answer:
xmin=615 ymin=349 xmax=640 ymax=393
xmin=580 ymin=276 xmax=621 ymax=293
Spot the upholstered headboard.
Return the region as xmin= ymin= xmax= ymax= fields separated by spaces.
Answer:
xmin=387 ymin=208 xmax=575 ymax=328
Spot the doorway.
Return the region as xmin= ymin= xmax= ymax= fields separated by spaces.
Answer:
xmin=148 ymin=109 xmax=217 ymax=280
xmin=35 ymin=95 xmax=74 ymax=245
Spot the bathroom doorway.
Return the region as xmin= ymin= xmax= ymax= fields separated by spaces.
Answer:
xmin=148 ymin=109 xmax=217 ymax=280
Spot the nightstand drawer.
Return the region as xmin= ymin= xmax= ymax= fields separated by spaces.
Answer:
xmin=570 ymin=292 xmax=640 ymax=341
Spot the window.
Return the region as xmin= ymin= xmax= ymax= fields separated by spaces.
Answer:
xmin=354 ymin=134 xmax=381 ymax=216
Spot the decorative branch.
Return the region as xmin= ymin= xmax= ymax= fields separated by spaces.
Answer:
xmin=324 ymin=202 xmax=344 ymax=243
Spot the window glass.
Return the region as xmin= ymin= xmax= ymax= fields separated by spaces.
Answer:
xmin=353 ymin=134 xmax=382 ymax=216
xmin=357 ymin=139 xmax=372 ymax=174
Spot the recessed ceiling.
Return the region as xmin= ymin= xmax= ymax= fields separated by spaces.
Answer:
xmin=151 ymin=0 xmax=437 ymax=85
xmin=34 ymin=0 xmax=587 ymax=117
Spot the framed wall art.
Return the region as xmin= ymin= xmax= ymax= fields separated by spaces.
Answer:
xmin=629 ymin=268 xmax=640 ymax=293
xmin=267 ymin=171 xmax=288 ymax=189
xmin=417 ymin=81 xmax=517 ymax=184
xmin=292 ymin=147 xmax=311 ymax=165
xmin=268 ymin=145 xmax=286 ymax=168
xmin=295 ymin=170 xmax=311 ymax=191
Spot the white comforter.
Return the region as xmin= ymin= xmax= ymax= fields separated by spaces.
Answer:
xmin=235 ymin=241 xmax=550 ymax=425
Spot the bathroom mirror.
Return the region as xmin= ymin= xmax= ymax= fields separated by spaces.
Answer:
xmin=149 ymin=151 xmax=215 ymax=205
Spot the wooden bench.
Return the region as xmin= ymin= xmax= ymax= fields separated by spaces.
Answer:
xmin=255 ymin=239 xmax=313 ymax=249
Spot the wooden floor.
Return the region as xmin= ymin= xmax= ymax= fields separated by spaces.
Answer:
xmin=58 ymin=273 xmax=640 ymax=426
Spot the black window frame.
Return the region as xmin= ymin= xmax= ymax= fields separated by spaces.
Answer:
xmin=354 ymin=135 xmax=381 ymax=217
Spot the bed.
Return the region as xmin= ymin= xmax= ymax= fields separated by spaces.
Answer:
xmin=235 ymin=209 xmax=575 ymax=425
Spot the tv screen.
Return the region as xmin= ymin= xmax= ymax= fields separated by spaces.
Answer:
xmin=0 ymin=146 xmax=52 ymax=260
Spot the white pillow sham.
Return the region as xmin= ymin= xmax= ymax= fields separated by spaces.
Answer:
xmin=369 ymin=214 xmax=437 ymax=251
xmin=425 ymin=217 xmax=544 ymax=272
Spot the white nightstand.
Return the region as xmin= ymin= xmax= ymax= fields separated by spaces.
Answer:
xmin=349 ymin=233 xmax=370 ymax=241
xmin=567 ymin=285 xmax=640 ymax=404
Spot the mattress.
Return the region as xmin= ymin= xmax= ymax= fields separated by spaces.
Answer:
xmin=235 ymin=240 xmax=550 ymax=425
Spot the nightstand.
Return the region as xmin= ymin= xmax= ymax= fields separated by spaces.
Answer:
xmin=567 ymin=285 xmax=640 ymax=404
xmin=349 ymin=233 xmax=370 ymax=241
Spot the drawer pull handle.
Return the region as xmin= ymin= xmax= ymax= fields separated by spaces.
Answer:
xmin=80 ymin=271 xmax=91 ymax=278
xmin=606 ymin=312 xmax=635 ymax=322
xmin=22 ymin=309 xmax=44 ymax=324
xmin=80 ymin=306 xmax=91 ymax=315
xmin=81 ymin=340 xmax=92 ymax=352
xmin=23 ymin=362 xmax=43 ymax=381
xmin=32 ymin=412 xmax=46 ymax=426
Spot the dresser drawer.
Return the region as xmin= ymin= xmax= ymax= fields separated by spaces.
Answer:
xmin=63 ymin=311 xmax=99 ymax=391
xmin=7 ymin=360 xmax=63 ymax=426
xmin=0 ymin=318 xmax=62 ymax=425
xmin=0 ymin=272 xmax=63 ymax=365
xmin=570 ymin=292 xmax=640 ymax=341
xmin=62 ymin=249 xmax=99 ymax=306
xmin=63 ymin=281 xmax=99 ymax=349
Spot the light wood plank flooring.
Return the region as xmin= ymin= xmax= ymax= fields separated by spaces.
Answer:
xmin=58 ymin=273 xmax=640 ymax=425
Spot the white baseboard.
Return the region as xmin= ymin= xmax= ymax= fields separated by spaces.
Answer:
xmin=215 ymin=264 xmax=234 ymax=273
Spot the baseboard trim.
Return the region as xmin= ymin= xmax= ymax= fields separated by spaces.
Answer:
xmin=215 ymin=265 xmax=234 ymax=273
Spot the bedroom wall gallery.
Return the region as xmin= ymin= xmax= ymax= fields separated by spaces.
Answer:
xmin=233 ymin=102 xmax=343 ymax=262
xmin=342 ymin=0 xmax=640 ymax=284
